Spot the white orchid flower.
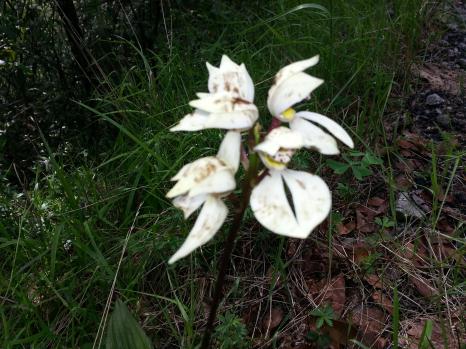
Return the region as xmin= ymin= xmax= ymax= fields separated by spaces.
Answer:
xmin=251 ymin=127 xmax=332 ymax=238
xmin=267 ymin=55 xmax=354 ymax=154
xmin=171 ymin=55 xmax=258 ymax=132
xmin=167 ymin=131 xmax=241 ymax=264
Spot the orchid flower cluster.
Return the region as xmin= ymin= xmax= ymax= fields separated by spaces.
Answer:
xmin=167 ymin=55 xmax=353 ymax=264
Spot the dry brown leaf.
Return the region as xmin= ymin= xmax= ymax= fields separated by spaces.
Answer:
xmin=395 ymin=175 xmax=412 ymax=190
xmin=372 ymin=290 xmax=393 ymax=314
xmin=367 ymin=197 xmax=385 ymax=206
xmin=400 ymin=149 xmax=415 ymax=157
xmin=409 ymin=275 xmax=438 ymax=298
xmin=356 ymin=206 xmax=378 ymax=233
xmin=365 ymin=275 xmax=383 ymax=289
xmin=436 ymin=218 xmax=455 ymax=234
xmin=398 ymin=139 xmax=416 ymax=150
xmin=336 ymin=221 xmax=355 ymax=235
xmin=350 ymin=306 xmax=388 ymax=349
xmin=400 ymin=318 xmax=462 ymax=349
xmin=262 ymin=307 xmax=283 ymax=332
xmin=412 ymin=63 xmax=463 ymax=95
xmin=307 ymin=274 xmax=346 ymax=317
xmin=308 ymin=319 xmax=358 ymax=348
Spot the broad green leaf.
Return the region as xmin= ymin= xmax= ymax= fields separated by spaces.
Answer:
xmin=106 ymin=299 xmax=153 ymax=349
xmin=419 ymin=319 xmax=433 ymax=349
xmin=352 ymin=166 xmax=373 ymax=180
xmin=326 ymin=159 xmax=350 ymax=174
xmin=362 ymin=152 xmax=383 ymax=166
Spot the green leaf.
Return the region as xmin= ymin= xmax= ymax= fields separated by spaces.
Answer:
xmin=316 ymin=317 xmax=324 ymax=329
xmin=326 ymin=159 xmax=350 ymax=174
xmin=362 ymin=152 xmax=383 ymax=166
xmin=419 ymin=320 xmax=433 ymax=349
xmin=106 ymin=299 xmax=153 ymax=349
xmin=349 ymin=150 xmax=366 ymax=157
xmin=351 ymin=165 xmax=373 ymax=180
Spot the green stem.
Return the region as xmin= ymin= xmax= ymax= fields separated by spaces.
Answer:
xmin=200 ymin=153 xmax=259 ymax=349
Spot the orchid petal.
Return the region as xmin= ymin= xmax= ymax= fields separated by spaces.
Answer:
xmin=220 ymin=54 xmax=240 ymax=70
xmin=166 ymin=157 xmax=233 ymax=198
xmin=268 ymin=72 xmax=324 ymax=116
xmin=217 ymin=131 xmax=241 ymax=172
xmin=196 ymin=92 xmax=211 ymax=99
xmin=170 ymin=110 xmax=208 ymax=132
xmin=281 ymin=169 xmax=331 ymax=236
xmin=250 ymin=170 xmax=305 ymax=238
xmin=254 ymin=127 xmax=304 ymax=155
xmin=189 ymin=93 xmax=254 ymax=113
xmin=203 ymin=108 xmax=258 ymax=130
xmin=168 ymin=196 xmax=227 ymax=264
xmin=290 ymin=117 xmax=339 ymax=155
xmin=273 ymin=55 xmax=320 ymax=87
xmin=172 ymin=194 xmax=208 ymax=219
xmin=171 ymin=105 xmax=258 ymax=132
xmin=239 ymin=63 xmax=255 ymax=102
xmin=188 ymin=169 xmax=236 ymax=197
xmin=297 ymin=111 xmax=354 ymax=148
xmin=207 ymin=56 xmax=255 ymax=103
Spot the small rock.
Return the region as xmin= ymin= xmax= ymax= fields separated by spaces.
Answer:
xmin=425 ymin=93 xmax=445 ymax=106
xmin=396 ymin=192 xmax=425 ymax=219
xmin=436 ymin=114 xmax=451 ymax=128
xmin=458 ymin=58 xmax=466 ymax=69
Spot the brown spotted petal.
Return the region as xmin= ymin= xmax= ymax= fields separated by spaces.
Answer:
xmin=171 ymin=92 xmax=258 ymax=131
xmin=166 ymin=157 xmax=235 ymax=199
xmin=272 ymin=55 xmax=320 ymax=87
xmin=250 ymin=169 xmax=331 ymax=238
xmin=267 ymin=56 xmax=322 ymax=118
xmin=267 ymin=72 xmax=323 ymax=117
xmin=255 ymin=127 xmax=304 ymax=156
xmin=168 ymin=195 xmax=228 ymax=264
xmin=206 ymin=55 xmax=255 ymax=102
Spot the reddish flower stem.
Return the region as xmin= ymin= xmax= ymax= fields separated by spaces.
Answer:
xmin=200 ymin=149 xmax=259 ymax=349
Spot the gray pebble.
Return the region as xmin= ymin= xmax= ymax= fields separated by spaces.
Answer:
xmin=436 ymin=114 xmax=450 ymax=128
xmin=426 ymin=93 xmax=445 ymax=106
xmin=458 ymin=58 xmax=466 ymax=69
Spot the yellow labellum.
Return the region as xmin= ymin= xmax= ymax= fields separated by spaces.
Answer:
xmin=281 ymin=108 xmax=296 ymax=121
xmin=262 ymin=155 xmax=287 ymax=170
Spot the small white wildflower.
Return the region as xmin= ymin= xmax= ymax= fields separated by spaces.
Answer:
xmin=167 ymin=131 xmax=240 ymax=264
xmin=267 ymin=56 xmax=354 ymax=154
xmin=251 ymin=127 xmax=331 ymax=238
xmin=170 ymin=55 xmax=258 ymax=132
xmin=64 ymin=239 xmax=72 ymax=251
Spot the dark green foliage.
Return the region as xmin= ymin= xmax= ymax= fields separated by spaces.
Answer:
xmin=213 ymin=312 xmax=249 ymax=349
xmin=106 ymin=299 xmax=153 ymax=349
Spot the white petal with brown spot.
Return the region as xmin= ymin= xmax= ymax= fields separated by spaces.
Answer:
xmin=250 ymin=169 xmax=331 ymax=238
